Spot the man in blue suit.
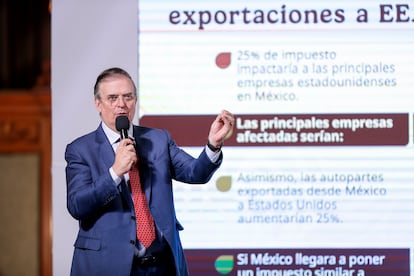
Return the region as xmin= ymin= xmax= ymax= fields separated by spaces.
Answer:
xmin=65 ymin=67 xmax=235 ymax=275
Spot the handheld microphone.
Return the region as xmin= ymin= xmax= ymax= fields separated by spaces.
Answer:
xmin=115 ymin=115 xmax=130 ymax=140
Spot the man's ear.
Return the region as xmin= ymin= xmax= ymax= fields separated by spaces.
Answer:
xmin=94 ymin=98 xmax=102 ymax=113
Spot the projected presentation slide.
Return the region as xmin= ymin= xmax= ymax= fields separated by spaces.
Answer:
xmin=138 ymin=1 xmax=413 ymax=275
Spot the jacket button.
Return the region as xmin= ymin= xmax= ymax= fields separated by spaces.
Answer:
xmin=130 ymin=240 xmax=135 ymax=245
xmin=131 ymin=215 xmax=136 ymax=220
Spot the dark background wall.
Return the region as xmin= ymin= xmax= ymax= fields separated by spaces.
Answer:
xmin=0 ymin=0 xmax=50 ymax=89
xmin=0 ymin=1 xmax=52 ymax=275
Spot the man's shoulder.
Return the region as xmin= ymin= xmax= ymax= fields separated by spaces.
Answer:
xmin=133 ymin=125 xmax=172 ymax=146
xmin=67 ymin=126 xmax=103 ymax=146
xmin=134 ymin=124 xmax=168 ymax=137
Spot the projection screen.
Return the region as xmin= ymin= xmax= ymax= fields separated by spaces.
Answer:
xmin=137 ymin=1 xmax=414 ymax=275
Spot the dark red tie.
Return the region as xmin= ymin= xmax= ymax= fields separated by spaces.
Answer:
xmin=129 ymin=162 xmax=156 ymax=248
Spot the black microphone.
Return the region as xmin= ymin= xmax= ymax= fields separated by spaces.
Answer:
xmin=115 ymin=115 xmax=130 ymax=140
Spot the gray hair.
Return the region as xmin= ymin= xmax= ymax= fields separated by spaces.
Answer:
xmin=93 ymin=67 xmax=137 ymax=99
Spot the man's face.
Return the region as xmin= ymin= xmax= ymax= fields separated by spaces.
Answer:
xmin=95 ymin=75 xmax=137 ymax=131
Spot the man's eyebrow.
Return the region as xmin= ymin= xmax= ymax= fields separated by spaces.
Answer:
xmin=108 ymin=92 xmax=134 ymax=95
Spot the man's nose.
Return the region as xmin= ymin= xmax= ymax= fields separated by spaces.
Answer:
xmin=116 ymin=95 xmax=127 ymax=106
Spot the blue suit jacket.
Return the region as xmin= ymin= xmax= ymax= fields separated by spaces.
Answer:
xmin=65 ymin=123 xmax=222 ymax=276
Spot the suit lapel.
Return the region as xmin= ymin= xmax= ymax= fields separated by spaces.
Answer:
xmin=118 ymin=181 xmax=134 ymax=208
xmin=95 ymin=124 xmax=134 ymax=208
xmin=133 ymin=126 xmax=153 ymax=204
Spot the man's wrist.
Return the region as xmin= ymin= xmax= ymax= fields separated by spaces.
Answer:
xmin=109 ymin=167 xmax=122 ymax=186
xmin=207 ymin=140 xmax=223 ymax=152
